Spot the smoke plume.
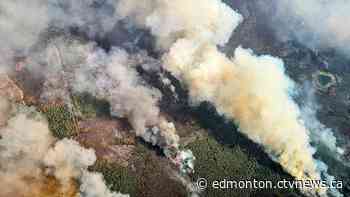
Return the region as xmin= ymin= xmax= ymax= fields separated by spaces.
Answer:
xmin=0 ymin=0 xmax=346 ymax=196
xmin=33 ymin=37 xmax=182 ymax=152
xmin=116 ymin=0 xmax=242 ymax=50
xmin=0 ymin=0 xmax=173 ymax=148
xmin=44 ymin=138 xmax=97 ymax=187
xmin=80 ymin=171 xmax=129 ymax=197
xmin=0 ymin=97 xmax=128 ymax=197
xmin=47 ymin=0 xmax=120 ymax=38
xmin=76 ymin=46 xmax=162 ymax=135
xmin=0 ymin=101 xmax=58 ymax=197
xmin=261 ymin=0 xmax=350 ymax=55
xmin=0 ymin=0 xmax=48 ymax=52
xmin=116 ymin=0 xmax=343 ymax=195
xmin=299 ymin=83 xmax=344 ymax=156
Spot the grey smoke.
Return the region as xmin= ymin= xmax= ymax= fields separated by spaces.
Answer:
xmin=0 ymin=0 xmax=48 ymax=52
xmin=33 ymin=37 xmax=182 ymax=152
xmin=298 ymin=83 xmax=345 ymax=197
xmin=299 ymin=82 xmax=344 ymax=156
xmin=47 ymin=0 xmax=120 ymax=38
xmin=0 ymin=0 xmax=121 ymax=69
xmin=262 ymin=0 xmax=350 ymax=55
xmin=1 ymin=0 xmax=347 ymax=196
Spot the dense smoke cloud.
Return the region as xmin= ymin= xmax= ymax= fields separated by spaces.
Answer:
xmin=117 ymin=0 xmax=242 ymax=50
xmin=0 ymin=0 xmax=120 ymax=68
xmin=83 ymin=48 xmax=181 ymax=150
xmin=44 ymin=138 xmax=97 ymax=186
xmin=167 ymin=42 xmax=324 ymax=194
xmin=45 ymin=138 xmax=130 ymax=197
xmin=262 ymin=0 xmax=350 ymax=55
xmin=117 ymin=0 xmax=343 ymax=195
xmin=0 ymin=0 xmax=49 ymax=72
xmin=80 ymin=171 xmax=129 ymax=197
xmin=0 ymin=97 xmax=128 ymax=197
xmin=0 ymin=0 xmax=165 ymax=144
xmin=35 ymin=37 xmax=179 ymax=149
xmin=0 ymin=0 xmax=48 ymax=52
xmin=75 ymin=46 xmax=162 ymax=135
xmin=0 ymin=0 xmax=346 ymax=196
xmin=0 ymin=102 xmax=56 ymax=197
xmin=0 ymin=0 xmax=194 ymax=184
xmin=29 ymin=36 xmax=182 ymax=153
xmin=48 ymin=0 xmax=120 ymax=38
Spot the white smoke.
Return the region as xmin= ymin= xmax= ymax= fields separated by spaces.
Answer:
xmin=0 ymin=0 xmax=119 ymax=54
xmin=167 ymin=42 xmax=323 ymax=185
xmin=80 ymin=171 xmax=129 ymax=197
xmin=43 ymin=138 xmax=129 ymax=197
xmin=31 ymin=38 xmax=160 ymax=135
xmin=0 ymin=96 xmax=128 ymax=197
xmin=44 ymin=138 xmax=130 ymax=197
xmin=264 ymin=0 xmax=350 ymax=55
xmin=0 ymin=0 xmax=48 ymax=52
xmin=117 ymin=0 xmax=242 ymax=50
xmin=0 ymin=0 xmax=181 ymax=154
xmin=44 ymin=138 xmax=97 ymax=186
xmin=0 ymin=0 xmax=122 ymax=71
xmin=0 ymin=105 xmax=54 ymax=166
xmin=0 ymin=101 xmax=55 ymax=196
xmin=1 ymin=0 xmax=346 ymax=196
xmin=35 ymin=38 xmax=182 ymax=152
xmin=71 ymin=45 xmax=162 ymax=135
xmin=0 ymin=0 xmax=49 ymax=75
xmin=117 ymin=0 xmax=343 ymax=195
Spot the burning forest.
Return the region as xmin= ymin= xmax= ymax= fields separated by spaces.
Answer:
xmin=0 ymin=0 xmax=350 ymax=197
